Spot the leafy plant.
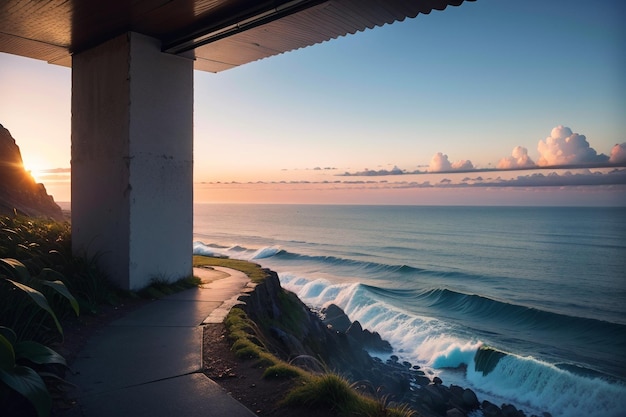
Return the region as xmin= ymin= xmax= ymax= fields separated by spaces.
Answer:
xmin=0 ymin=326 xmax=68 ymax=417
xmin=0 ymin=258 xmax=79 ymax=343
xmin=0 ymin=259 xmax=79 ymax=417
xmin=1 ymin=215 xmax=115 ymax=316
xmin=0 ymin=216 xmax=71 ymax=276
xmin=51 ymin=250 xmax=115 ymax=314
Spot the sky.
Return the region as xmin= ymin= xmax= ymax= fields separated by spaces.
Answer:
xmin=1 ymin=0 xmax=625 ymax=205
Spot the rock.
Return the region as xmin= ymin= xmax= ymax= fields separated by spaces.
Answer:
xmin=482 ymin=400 xmax=504 ymax=417
xmin=321 ymin=303 xmax=352 ymax=332
xmin=380 ymin=371 xmax=410 ymax=395
xmin=413 ymin=373 xmax=431 ymax=387
xmin=447 ymin=385 xmax=480 ymax=415
xmin=0 ymin=124 xmax=63 ymax=220
xmin=462 ymin=388 xmax=479 ymax=410
xmin=346 ymin=320 xmax=388 ymax=351
xmin=501 ymin=403 xmax=523 ymax=417
xmin=269 ymin=326 xmax=306 ymax=356
xmin=447 ymin=408 xmax=466 ymax=417
xmin=240 ymin=271 xmax=283 ymax=323
xmin=449 ymin=384 xmax=464 ymax=397
xmin=346 ymin=319 xmax=364 ymax=338
xmin=422 ymin=384 xmax=449 ymax=415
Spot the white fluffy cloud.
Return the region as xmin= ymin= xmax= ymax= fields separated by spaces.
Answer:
xmin=429 ymin=152 xmax=452 ymax=172
xmin=537 ymin=126 xmax=608 ymax=166
xmin=451 ymin=159 xmax=474 ymax=170
xmin=429 ymin=152 xmax=474 ymax=172
xmin=609 ymin=143 xmax=626 ymax=164
xmin=497 ymin=146 xmax=536 ymax=169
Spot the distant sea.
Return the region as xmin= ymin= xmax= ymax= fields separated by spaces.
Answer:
xmin=194 ymin=204 xmax=626 ymax=417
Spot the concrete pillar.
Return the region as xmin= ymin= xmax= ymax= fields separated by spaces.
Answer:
xmin=71 ymin=32 xmax=193 ymax=290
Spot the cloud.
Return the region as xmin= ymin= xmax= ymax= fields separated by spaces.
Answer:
xmin=496 ymin=169 xmax=625 ymax=187
xmin=38 ymin=167 xmax=71 ymax=174
xmin=429 ymin=153 xmax=452 ymax=172
xmin=339 ymin=165 xmax=406 ymax=176
xmin=200 ymin=169 xmax=626 ymax=192
xmin=429 ymin=152 xmax=474 ymax=172
xmin=497 ymin=146 xmax=535 ymax=169
xmin=451 ymin=159 xmax=474 ymax=170
xmin=609 ymin=143 xmax=626 ymax=164
xmin=537 ymin=125 xmax=608 ymax=166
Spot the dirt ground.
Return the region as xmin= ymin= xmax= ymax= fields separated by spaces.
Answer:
xmin=202 ymin=323 xmax=335 ymax=417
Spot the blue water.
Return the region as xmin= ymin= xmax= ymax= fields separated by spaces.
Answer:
xmin=193 ymin=204 xmax=626 ymax=417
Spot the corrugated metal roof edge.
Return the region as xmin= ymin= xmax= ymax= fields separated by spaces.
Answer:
xmin=196 ymin=0 xmax=475 ymax=73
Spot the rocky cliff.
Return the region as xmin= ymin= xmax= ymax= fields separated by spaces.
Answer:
xmin=0 ymin=123 xmax=63 ymax=220
xmin=237 ymin=269 xmax=550 ymax=417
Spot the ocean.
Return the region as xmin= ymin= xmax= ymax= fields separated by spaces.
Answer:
xmin=192 ymin=204 xmax=626 ymax=417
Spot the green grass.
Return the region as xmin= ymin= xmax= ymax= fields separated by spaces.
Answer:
xmin=224 ymin=307 xmax=275 ymax=365
xmin=275 ymin=290 xmax=308 ymax=337
xmin=282 ymin=374 xmax=414 ymax=417
xmin=138 ymin=275 xmax=202 ymax=299
xmin=223 ymin=306 xmax=413 ymax=417
xmin=193 ymin=255 xmax=269 ymax=283
xmin=263 ymin=362 xmax=305 ymax=379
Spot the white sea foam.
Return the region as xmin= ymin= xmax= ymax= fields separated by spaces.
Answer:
xmin=251 ymin=245 xmax=281 ymax=259
xmin=280 ymin=270 xmax=626 ymax=417
xmin=467 ymin=354 xmax=626 ymax=417
xmin=192 ymin=241 xmax=220 ymax=257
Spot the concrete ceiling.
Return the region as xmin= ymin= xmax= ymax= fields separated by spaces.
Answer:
xmin=0 ymin=0 xmax=474 ymax=72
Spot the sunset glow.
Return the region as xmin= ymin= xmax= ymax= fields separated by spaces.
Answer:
xmin=1 ymin=0 xmax=624 ymax=206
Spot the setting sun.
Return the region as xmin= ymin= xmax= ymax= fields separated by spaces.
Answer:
xmin=22 ymin=158 xmax=46 ymax=184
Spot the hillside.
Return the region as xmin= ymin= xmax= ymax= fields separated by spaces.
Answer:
xmin=0 ymin=123 xmax=63 ymax=220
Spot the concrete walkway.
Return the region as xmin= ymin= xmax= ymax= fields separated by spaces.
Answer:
xmin=66 ymin=267 xmax=256 ymax=417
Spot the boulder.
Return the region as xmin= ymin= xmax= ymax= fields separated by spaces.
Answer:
xmin=462 ymin=388 xmax=480 ymax=410
xmin=321 ymin=303 xmax=352 ymax=332
xmin=501 ymin=403 xmax=523 ymax=417
xmin=447 ymin=408 xmax=466 ymax=417
xmin=346 ymin=320 xmax=393 ymax=352
xmin=482 ymin=400 xmax=504 ymax=417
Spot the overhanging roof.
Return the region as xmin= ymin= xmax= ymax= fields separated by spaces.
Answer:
xmin=0 ymin=0 xmax=474 ymax=73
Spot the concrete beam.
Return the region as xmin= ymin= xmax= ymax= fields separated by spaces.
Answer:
xmin=71 ymin=32 xmax=193 ymax=290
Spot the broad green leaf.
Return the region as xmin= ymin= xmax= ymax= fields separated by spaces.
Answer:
xmin=38 ymin=268 xmax=66 ymax=282
xmin=0 ymin=334 xmax=16 ymax=371
xmin=40 ymin=275 xmax=80 ymax=316
xmin=4 ymin=279 xmax=63 ymax=336
xmin=0 ymin=258 xmax=30 ymax=282
xmin=0 ymin=327 xmax=17 ymax=346
xmin=15 ymin=341 xmax=67 ymax=367
xmin=0 ymin=366 xmax=52 ymax=417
